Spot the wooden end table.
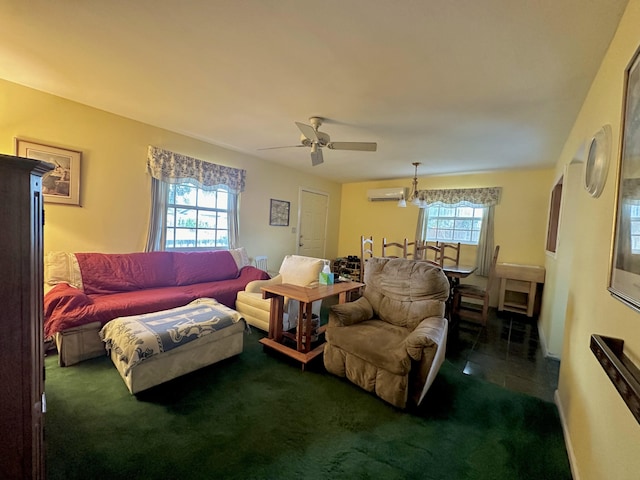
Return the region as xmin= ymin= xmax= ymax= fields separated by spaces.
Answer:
xmin=259 ymin=281 xmax=364 ymax=368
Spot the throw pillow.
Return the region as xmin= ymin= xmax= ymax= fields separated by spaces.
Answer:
xmin=45 ymin=251 xmax=84 ymax=290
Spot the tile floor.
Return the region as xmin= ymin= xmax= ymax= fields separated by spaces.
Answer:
xmin=446 ymin=309 xmax=560 ymax=403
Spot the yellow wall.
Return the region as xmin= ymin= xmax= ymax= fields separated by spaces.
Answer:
xmin=542 ymin=0 xmax=640 ymax=478
xmin=338 ymin=168 xmax=554 ymax=283
xmin=0 ymin=79 xmax=342 ymax=269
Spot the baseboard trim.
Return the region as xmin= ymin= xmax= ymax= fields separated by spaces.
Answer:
xmin=537 ymin=319 xmax=561 ymax=360
xmin=555 ymin=389 xmax=579 ymax=480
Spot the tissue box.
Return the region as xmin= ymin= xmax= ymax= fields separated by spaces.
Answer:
xmin=319 ymin=271 xmax=334 ymax=285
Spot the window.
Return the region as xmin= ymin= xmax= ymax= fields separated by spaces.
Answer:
xmin=426 ymin=202 xmax=484 ymax=244
xmin=630 ymin=204 xmax=640 ymax=254
xmin=165 ymin=182 xmax=230 ymax=250
xmin=146 ymin=146 xmax=244 ymax=252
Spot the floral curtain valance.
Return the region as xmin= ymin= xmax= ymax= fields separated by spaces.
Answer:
xmin=147 ymin=146 xmax=246 ymax=194
xmin=417 ymin=187 xmax=502 ymax=207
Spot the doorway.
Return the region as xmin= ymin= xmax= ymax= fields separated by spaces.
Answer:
xmin=297 ymin=189 xmax=328 ymax=259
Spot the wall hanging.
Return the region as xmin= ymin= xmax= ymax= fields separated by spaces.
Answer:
xmin=609 ymin=46 xmax=640 ymax=310
xmin=16 ymin=139 xmax=81 ymax=206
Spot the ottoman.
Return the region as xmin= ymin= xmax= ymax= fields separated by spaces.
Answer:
xmin=100 ymin=298 xmax=246 ymax=394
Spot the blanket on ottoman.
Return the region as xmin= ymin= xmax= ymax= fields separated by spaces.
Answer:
xmin=100 ymin=298 xmax=243 ymax=375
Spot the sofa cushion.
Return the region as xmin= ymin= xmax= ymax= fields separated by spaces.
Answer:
xmin=326 ymin=319 xmax=411 ymax=375
xmin=178 ymin=265 xmax=268 ymax=308
xmin=44 ymin=283 xmax=192 ymax=338
xmin=173 ymin=250 xmax=239 ymax=286
xmin=236 ymin=290 xmax=270 ymax=310
xmin=76 ymin=252 xmax=175 ymax=294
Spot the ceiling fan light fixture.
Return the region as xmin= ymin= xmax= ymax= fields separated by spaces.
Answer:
xmin=260 ymin=117 xmax=377 ymax=167
xmin=397 ymin=196 xmax=407 ymax=208
xmin=310 ymin=142 xmax=324 ymax=166
xmin=400 ymin=162 xmax=424 ymax=208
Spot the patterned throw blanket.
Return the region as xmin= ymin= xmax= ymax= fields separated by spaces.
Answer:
xmin=100 ymin=298 xmax=244 ymax=375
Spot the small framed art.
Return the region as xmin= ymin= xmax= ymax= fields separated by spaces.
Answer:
xmin=609 ymin=45 xmax=640 ymax=310
xmin=269 ymin=199 xmax=290 ymax=226
xmin=16 ymin=139 xmax=81 ymax=205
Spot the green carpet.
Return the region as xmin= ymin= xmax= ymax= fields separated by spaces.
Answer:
xmin=44 ymin=330 xmax=571 ymax=480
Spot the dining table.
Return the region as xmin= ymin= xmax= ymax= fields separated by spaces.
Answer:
xmin=442 ymin=264 xmax=477 ymax=287
xmin=441 ymin=263 xmax=477 ymax=341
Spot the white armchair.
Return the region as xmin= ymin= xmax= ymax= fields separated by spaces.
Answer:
xmin=235 ymin=255 xmax=327 ymax=332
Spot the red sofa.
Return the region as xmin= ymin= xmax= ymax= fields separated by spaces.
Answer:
xmin=44 ymin=250 xmax=269 ymax=365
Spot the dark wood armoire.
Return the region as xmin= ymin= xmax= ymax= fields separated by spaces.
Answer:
xmin=0 ymin=154 xmax=52 ymax=479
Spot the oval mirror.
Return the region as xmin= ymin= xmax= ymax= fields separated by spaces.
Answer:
xmin=584 ymin=124 xmax=612 ymax=198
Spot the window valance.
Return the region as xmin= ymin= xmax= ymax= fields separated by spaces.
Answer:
xmin=417 ymin=187 xmax=502 ymax=207
xmin=147 ymin=146 xmax=246 ymax=194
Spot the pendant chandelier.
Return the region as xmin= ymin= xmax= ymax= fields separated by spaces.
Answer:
xmin=398 ymin=162 xmax=427 ymax=208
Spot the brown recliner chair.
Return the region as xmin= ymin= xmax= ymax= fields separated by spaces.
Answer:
xmin=323 ymin=257 xmax=450 ymax=408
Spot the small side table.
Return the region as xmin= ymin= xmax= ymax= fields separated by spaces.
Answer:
xmin=259 ymin=281 xmax=364 ymax=368
xmin=496 ymin=263 xmax=545 ymax=317
xmin=442 ymin=264 xmax=477 ymax=342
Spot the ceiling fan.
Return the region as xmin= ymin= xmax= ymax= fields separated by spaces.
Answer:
xmin=260 ymin=117 xmax=377 ymax=166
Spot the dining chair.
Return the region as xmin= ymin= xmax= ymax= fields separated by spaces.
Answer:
xmin=414 ymin=240 xmax=443 ymax=266
xmin=382 ymin=238 xmax=408 ymax=258
xmin=360 ymin=235 xmax=374 ymax=280
xmin=405 ymin=239 xmax=415 ymax=259
xmin=452 ymin=245 xmax=500 ymax=326
xmin=437 ymin=242 xmax=461 ymax=266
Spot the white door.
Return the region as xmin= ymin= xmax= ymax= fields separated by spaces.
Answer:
xmin=297 ymin=189 xmax=328 ymax=258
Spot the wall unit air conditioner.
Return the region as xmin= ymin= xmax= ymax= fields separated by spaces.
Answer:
xmin=367 ymin=187 xmax=407 ymax=202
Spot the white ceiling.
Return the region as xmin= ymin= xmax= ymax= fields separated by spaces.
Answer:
xmin=0 ymin=0 xmax=629 ymax=182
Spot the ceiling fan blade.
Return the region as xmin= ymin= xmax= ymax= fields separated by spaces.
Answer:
xmin=327 ymin=142 xmax=377 ymax=152
xmin=295 ymin=121 xmax=319 ymax=142
xmin=257 ymin=145 xmax=305 ymax=150
xmin=310 ymin=144 xmax=324 ymax=166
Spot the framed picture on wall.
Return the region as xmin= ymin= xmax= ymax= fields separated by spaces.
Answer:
xmin=609 ymin=46 xmax=640 ymax=310
xmin=269 ymin=199 xmax=290 ymax=226
xmin=16 ymin=139 xmax=81 ymax=206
